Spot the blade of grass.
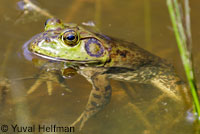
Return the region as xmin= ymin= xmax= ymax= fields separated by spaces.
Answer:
xmin=167 ymin=0 xmax=200 ymax=119
xmin=184 ymin=0 xmax=192 ymax=46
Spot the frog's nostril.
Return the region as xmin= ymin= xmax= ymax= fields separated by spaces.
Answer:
xmin=55 ymin=18 xmax=62 ymax=24
xmin=45 ymin=37 xmax=51 ymax=42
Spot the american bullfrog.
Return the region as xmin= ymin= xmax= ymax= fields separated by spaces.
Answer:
xmin=27 ymin=18 xmax=190 ymax=130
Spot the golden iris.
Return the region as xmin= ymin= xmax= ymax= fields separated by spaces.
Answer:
xmin=61 ymin=30 xmax=79 ymax=46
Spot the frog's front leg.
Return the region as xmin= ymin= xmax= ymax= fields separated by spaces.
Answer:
xmin=71 ymin=73 xmax=111 ymax=130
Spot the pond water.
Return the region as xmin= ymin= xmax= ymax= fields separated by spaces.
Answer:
xmin=0 ymin=0 xmax=200 ymax=134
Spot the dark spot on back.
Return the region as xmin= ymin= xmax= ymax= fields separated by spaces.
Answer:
xmin=116 ymin=50 xmax=129 ymax=58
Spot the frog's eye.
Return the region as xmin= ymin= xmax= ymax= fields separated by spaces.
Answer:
xmin=61 ymin=30 xmax=79 ymax=46
xmin=85 ymin=38 xmax=104 ymax=57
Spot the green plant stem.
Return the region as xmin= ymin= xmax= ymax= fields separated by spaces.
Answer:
xmin=173 ymin=0 xmax=187 ymax=48
xmin=167 ymin=0 xmax=200 ymax=118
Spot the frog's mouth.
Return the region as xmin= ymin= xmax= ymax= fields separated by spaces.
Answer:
xmin=30 ymin=51 xmax=102 ymax=64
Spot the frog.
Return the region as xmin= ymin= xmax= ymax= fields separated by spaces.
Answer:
xmin=27 ymin=18 xmax=191 ymax=130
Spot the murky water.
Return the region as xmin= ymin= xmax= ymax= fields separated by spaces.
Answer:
xmin=0 ymin=0 xmax=200 ymax=134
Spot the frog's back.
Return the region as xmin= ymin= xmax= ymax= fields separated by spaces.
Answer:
xmin=95 ymin=33 xmax=171 ymax=70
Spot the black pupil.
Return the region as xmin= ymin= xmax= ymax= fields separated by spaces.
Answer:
xmin=67 ymin=34 xmax=75 ymax=41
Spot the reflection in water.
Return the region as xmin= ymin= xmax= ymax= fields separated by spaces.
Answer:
xmin=0 ymin=0 xmax=199 ymax=134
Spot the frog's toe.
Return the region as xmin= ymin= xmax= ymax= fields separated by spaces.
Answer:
xmin=27 ymin=79 xmax=43 ymax=94
xmin=59 ymin=83 xmax=72 ymax=92
xmin=46 ymin=81 xmax=72 ymax=95
xmin=46 ymin=81 xmax=53 ymax=95
xmin=70 ymin=112 xmax=87 ymax=131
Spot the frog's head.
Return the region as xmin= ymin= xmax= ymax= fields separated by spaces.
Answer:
xmin=29 ymin=18 xmax=110 ymax=66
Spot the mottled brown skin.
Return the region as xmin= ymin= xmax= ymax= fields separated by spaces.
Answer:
xmin=28 ymin=19 xmax=190 ymax=130
xmin=101 ymin=35 xmax=189 ymax=100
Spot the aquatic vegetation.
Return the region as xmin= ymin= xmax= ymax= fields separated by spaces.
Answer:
xmin=167 ymin=0 xmax=200 ymax=119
